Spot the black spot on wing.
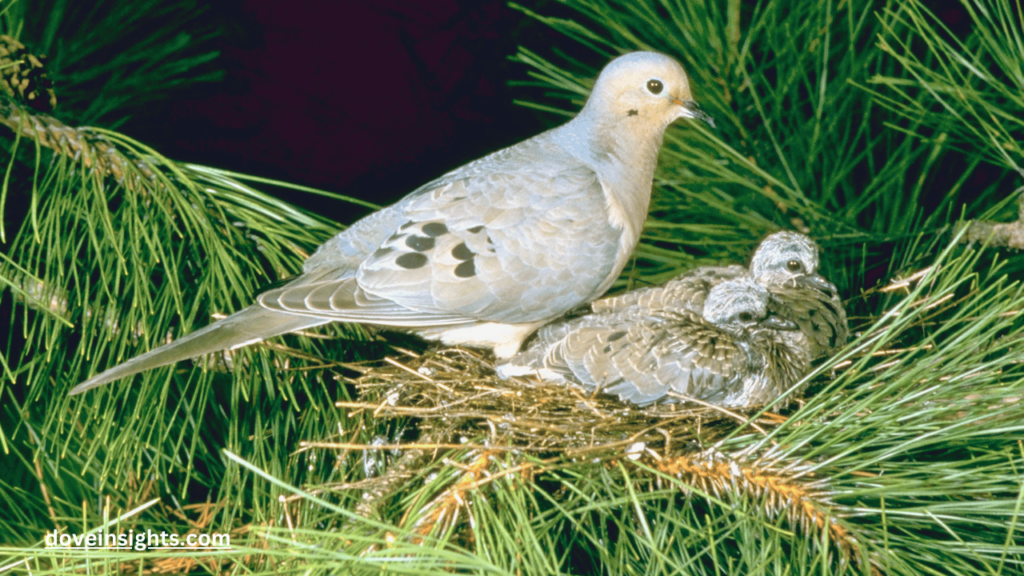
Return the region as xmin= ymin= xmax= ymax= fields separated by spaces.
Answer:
xmin=608 ymin=331 xmax=627 ymax=341
xmin=396 ymin=253 xmax=428 ymax=269
xmin=454 ymin=259 xmax=476 ymax=278
xmin=372 ymin=247 xmax=393 ymax=258
xmin=387 ymin=232 xmax=403 ymax=243
xmin=452 ymin=242 xmax=475 ymax=261
xmin=405 ymin=235 xmax=435 ymax=251
xmin=468 ymin=225 xmax=484 ymax=233
xmin=400 ymin=221 xmax=417 ymax=231
xmin=422 ymin=222 xmax=448 ymax=237
xmin=627 ymin=109 xmax=638 ymax=117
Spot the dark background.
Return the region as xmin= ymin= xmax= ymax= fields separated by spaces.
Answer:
xmin=117 ymin=0 xmax=971 ymax=225
xmin=121 ymin=0 xmax=557 ymax=223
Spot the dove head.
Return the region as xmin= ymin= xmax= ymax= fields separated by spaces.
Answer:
xmin=704 ymin=278 xmax=798 ymax=335
xmin=750 ymin=231 xmax=837 ymax=295
xmin=581 ymin=51 xmax=714 ymax=130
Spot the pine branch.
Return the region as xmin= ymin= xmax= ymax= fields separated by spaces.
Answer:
xmin=957 ymin=190 xmax=1024 ymax=248
xmin=0 ymin=96 xmax=159 ymax=187
xmin=651 ymin=449 xmax=872 ymax=574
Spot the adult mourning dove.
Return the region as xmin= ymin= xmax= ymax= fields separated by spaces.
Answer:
xmin=591 ymin=231 xmax=848 ymax=358
xmin=69 ymin=51 xmax=714 ymax=396
xmin=496 ymin=278 xmax=808 ymax=407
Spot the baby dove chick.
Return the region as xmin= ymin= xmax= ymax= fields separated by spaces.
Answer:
xmin=71 ymin=51 xmax=714 ymax=396
xmin=497 ymin=278 xmax=809 ymax=408
xmin=591 ymin=231 xmax=848 ymax=358
xmin=747 ymin=231 xmax=848 ymax=357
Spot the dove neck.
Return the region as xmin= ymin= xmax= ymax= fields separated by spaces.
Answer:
xmin=565 ymin=107 xmax=665 ymax=176
xmin=556 ymin=110 xmax=663 ymax=237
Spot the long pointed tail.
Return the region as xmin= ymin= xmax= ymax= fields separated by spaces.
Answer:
xmin=69 ymin=306 xmax=329 ymax=396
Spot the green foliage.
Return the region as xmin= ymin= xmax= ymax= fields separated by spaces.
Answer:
xmin=0 ymin=0 xmax=1023 ymax=574
xmin=866 ymin=0 xmax=1024 ymax=176
xmin=2 ymin=0 xmax=224 ymax=127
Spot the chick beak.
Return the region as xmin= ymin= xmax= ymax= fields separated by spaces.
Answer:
xmin=671 ymin=97 xmax=715 ymax=127
xmin=758 ymin=315 xmax=799 ymax=331
xmin=799 ymin=273 xmax=838 ymax=296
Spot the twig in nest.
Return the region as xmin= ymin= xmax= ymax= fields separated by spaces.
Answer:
xmin=300 ymin=440 xmax=535 ymax=452
xmin=664 ymin=391 xmax=769 ymax=435
xmin=402 ymin=451 xmax=492 ymax=539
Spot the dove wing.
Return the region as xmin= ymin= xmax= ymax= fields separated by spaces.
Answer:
xmin=259 ymin=137 xmax=624 ymax=326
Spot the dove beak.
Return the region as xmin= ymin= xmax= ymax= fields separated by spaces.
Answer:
xmin=799 ymin=273 xmax=838 ymax=295
xmin=671 ymin=98 xmax=715 ymax=128
xmin=758 ymin=315 xmax=799 ymax=331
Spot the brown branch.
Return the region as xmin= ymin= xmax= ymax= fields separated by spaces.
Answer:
xmin=956 ymin=192 xmax=1024 ymax=248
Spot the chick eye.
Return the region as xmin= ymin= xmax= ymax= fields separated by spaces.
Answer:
xmin=646 ymin=79 xmax=664 ymax=94
xmin=738 ymin=311 xmax=754 ymax=322
xmin=786 ymin=260 xmax=803 ymax=273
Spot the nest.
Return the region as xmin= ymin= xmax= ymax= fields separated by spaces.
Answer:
xmin=334 ymin=345 xmax=784 ymax=458
xmin=311 ymin=344 xmax=869 ymax=570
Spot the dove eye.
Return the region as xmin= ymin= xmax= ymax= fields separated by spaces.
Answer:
xmin=738 ymin=311 xmax=754 ymax=323
xmin=786 ymin=260 xmax=803 ymax=273
xmin=646 ymin=79 xmax=664 ymax=94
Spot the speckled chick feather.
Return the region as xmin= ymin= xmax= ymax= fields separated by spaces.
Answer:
xmin=497 ymin=277 xmax=810 ymax=407
xmin=591 ymin=231 xmax=848 ymax=358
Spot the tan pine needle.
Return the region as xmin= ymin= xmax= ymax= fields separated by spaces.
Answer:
xmin=654 ymin=450 xmax=878 ymax=574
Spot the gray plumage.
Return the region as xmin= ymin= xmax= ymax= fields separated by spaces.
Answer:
xmin=497 ymin=278 xmax=808 ymax=407
xmin=70 ymin=51 xmax=713 ymax=396
xmin=591 ymin=231 xmax=848 ymax=358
